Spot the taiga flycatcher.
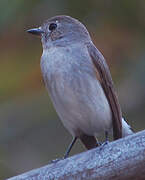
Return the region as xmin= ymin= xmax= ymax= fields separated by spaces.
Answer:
xmin=27 ymin=15 xmax=133 ymax=158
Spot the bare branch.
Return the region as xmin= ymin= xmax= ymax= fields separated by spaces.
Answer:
xmin=8 ymin=130 xmax=145 ymax=180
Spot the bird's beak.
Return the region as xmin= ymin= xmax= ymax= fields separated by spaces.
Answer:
xmin=27 ymin=28 xmax=44 ymax=36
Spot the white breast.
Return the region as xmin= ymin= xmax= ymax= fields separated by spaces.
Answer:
xmin=40 ymin=44 xmax=112 ymax=137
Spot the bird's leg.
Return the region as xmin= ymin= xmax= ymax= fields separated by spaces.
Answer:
xmin=101 ymin=131 xmax=109 ymax=147
xmin=51 ymin=137 xmax=77 ymax=163
xmin=96 ymin=138 xmax=102 ymax=146
xmin=63 ymin=137 xmax=77 ymax=159
xmin=104 ymin=131 xmax=109 ymax=144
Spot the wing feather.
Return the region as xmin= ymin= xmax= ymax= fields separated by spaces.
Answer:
xmin=87 ymin=42 xmax=122 ymax=139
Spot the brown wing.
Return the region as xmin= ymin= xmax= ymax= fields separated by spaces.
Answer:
xmin=87 ymin=42 xmax=122 ymax=140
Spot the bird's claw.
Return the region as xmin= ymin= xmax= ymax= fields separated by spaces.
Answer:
xmin=99 ymin=140 xmax=109 ymax=150
xmin=50 ymin=158 xmax=62 ymax=164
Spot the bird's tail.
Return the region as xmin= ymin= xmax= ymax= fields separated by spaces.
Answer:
xmin=122 ymin=118 xmax=134 ymax=137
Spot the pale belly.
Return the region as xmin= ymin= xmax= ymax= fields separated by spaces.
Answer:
xmin=44 ymin=71 xmax=112 ymax=137
xmin=41 ymin=46 xmax=112 ymax=137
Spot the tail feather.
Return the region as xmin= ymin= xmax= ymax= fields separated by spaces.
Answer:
xmin=122 ymin=118 xmax=134 ymax=137
xmin=80 ymin=134 xmax=99 ymax=150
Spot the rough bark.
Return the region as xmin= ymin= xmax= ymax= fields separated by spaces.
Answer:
xmin=8 ymin=130 xmax=145 ymax=180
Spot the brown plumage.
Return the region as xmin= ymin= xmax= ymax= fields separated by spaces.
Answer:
xmin=80 ymin=134 xmax=99 ymax=149
xmin=27 ymin=15 xmax=133 ymax=159
xmin=87 ymin=42 xmax=122 ymax=139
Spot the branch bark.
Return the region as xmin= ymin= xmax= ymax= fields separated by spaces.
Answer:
xmin=8 ymin=130 xmax=145 ymax=180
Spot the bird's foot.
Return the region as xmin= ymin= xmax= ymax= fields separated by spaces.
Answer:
xmin=97 ymin=142 xmax=102 ymax=146
xmin=50 ymin=158 xmax=62 ymax=164
xmin=102 ymin=140 xmax=109 ymax=146
xmin=50 ymin=155 xmax=68 ymax=164
xmin=100 ymin=140 xmax=109 ymax=150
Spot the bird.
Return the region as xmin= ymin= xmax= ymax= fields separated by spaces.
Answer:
xmin=27 ymin=15 xmax=133 ymax=158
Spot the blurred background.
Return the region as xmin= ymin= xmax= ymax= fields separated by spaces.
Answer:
xmin=0 ymin=0 xmax=145 ymax=179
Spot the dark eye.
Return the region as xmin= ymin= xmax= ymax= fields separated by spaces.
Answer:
xmin=49 ymin=23 xmax=57 ymax=31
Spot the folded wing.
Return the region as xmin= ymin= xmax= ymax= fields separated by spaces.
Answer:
xmin=87 ymin=42 xmax=122 ymax=139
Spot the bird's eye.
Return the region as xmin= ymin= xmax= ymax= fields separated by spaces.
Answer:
xmin=49 ymin=23 xmax=57 ymax=31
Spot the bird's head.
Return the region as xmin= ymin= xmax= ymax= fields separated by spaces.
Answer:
xmin=27 ymin=15 xmax=91 ymax=48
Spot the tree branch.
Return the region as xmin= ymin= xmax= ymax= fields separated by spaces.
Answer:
xmin=8 ymin=130 xmax=145 ymax=180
